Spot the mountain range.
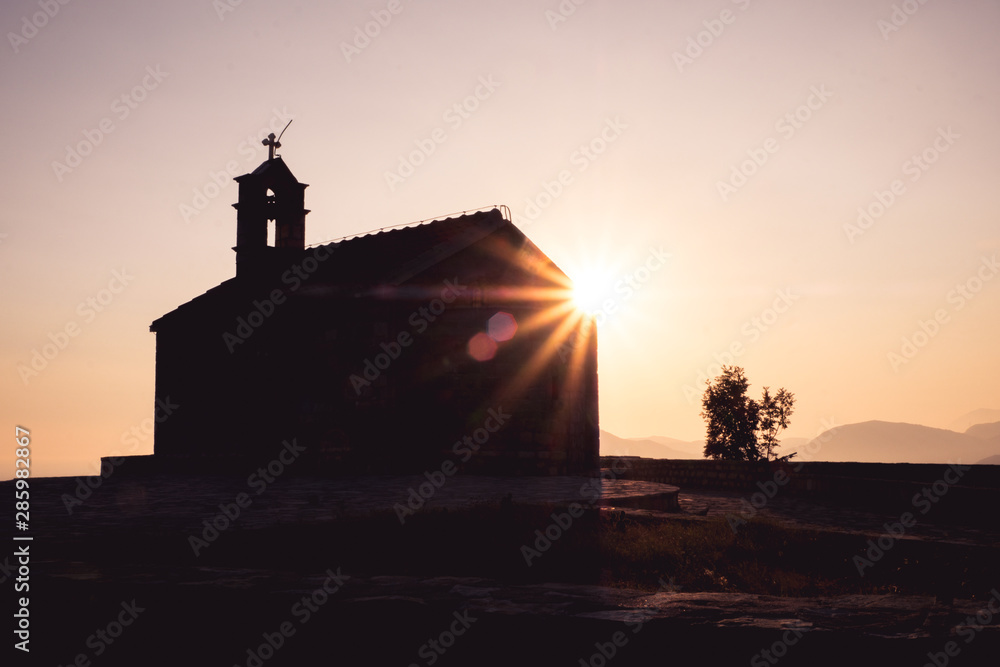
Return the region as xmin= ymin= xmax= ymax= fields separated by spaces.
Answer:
xmin=600 ymin=410 xmax=1000 ymax=465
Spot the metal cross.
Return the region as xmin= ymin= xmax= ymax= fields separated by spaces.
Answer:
xmin=262 ymin=133 xmax=281 ymax=160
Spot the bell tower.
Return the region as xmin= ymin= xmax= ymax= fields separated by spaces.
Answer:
xmin=232 ymin=132 xmax=309 ymax=277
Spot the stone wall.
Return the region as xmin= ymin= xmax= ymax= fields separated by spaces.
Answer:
xmin=601 ymin=456 xmax=1000 ymax=525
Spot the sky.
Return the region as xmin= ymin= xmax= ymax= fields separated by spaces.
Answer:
xmin=2 ymin=0 xmax=999 ymax=478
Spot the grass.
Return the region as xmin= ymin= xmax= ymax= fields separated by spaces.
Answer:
xmin=58 ymin=499 xmax=998 ymax=599
xmin=595 ymin=513 xmax=853 ymax=595
xmin=586 ymin=510 xmax=997 ymax=598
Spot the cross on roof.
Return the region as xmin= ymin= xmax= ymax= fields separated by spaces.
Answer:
xmin=262 ymin=133 xmax=281 ymax=160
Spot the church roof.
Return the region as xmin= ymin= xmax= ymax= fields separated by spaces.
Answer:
xmin=239 ymin=155 xmax=303 ymax=183
xmin=150 ymin=208 xmax=554 ymax=332
xmin=313 ymin=207 xmax=508 ymax=288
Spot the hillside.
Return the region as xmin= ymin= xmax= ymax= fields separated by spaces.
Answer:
xmin=602 ymin=419 xmax=1000 ymax=465
xmin=599 ymin=431 xmax=698 ymax=459
xmin=966 ymin=421 xmax=1000 ymax=440
xmin=638 ymin=435 xmax=705 ymax=457
xmin=795 ymin=420 xmax=1000 ymax=464
xmin=600 ymin=432 xmax=808 ymax=461
xmin=948 ymin=409 xmax=1000 ymax=433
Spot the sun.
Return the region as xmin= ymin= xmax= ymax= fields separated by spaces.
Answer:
xmin=571 ymin=267 xmax=611 ymax=315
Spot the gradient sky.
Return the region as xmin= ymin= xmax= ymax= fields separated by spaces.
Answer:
xmin=3 ymin=0 xmax=999 ymax=478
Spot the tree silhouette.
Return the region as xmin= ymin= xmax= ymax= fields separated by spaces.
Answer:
xmin=701 ymin=366 xmax=759 ymax=461
xmin=701 ymin=366 xmax=795 ymax=461
xmin=758 ymin=386 xmax=795 ymax=461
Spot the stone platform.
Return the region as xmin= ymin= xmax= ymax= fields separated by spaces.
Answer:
xmin=48 ymin=462 xmax=679 ymax=530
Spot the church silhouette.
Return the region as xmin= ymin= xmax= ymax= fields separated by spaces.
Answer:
xmin=148 ymin=146 xmax=599 ymax=475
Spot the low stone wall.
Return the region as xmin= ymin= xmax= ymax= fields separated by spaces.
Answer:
xmin=601 ymin=457 xmax=1000 ymax=526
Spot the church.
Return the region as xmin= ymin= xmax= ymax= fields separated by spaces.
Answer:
xmin=149 ymin=142 xmax=599 ymax=475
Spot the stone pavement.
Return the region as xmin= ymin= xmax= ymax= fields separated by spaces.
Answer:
xmin=37 ymin=470 xmax=679 ymax=529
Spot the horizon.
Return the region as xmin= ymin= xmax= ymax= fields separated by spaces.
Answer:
xmin=4 ymin=0 xmax=1000 ymax=478
xmin=8 ymin=412 xmax=1000 ymax=482
xmin=616 ymin=410 xmax=1000 ymax=443
xmin=602 ymin=415 xmax=1000 ymax=467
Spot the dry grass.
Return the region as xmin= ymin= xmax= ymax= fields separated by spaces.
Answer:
xmin=72 ymin=499 xmax=998 ymax=598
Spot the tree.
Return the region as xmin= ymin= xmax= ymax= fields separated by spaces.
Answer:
xmin=700 ymin=366 xmax=795 ymax=461
xmin=758 ymin=386 xmax=795 ymax=461
xmin=701 ymin=366 xmax=760 ymax=461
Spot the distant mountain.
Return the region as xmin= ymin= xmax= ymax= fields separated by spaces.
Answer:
xmin=964 ymin=422 xmax=1000 ymax=465
xmin=948 ymin=409 xmax=1000 ymax=433
xmin=640 ymin=435 xmax=811 ymax=459
xmin=636 ymin=435 xmax=705 ymax=457
xmin=966 ymin=421 xmax=1000 ymax=440
xmin=603 ymin=421 xmax=1000 ymax=464
xmin=795 ymin=420 xmax=999 ymax=464
xmin=599 ymin=431 xmax=699 ymax=459
xmin=773 ymin=437 xmax=810 ymax=458
xmin=601 ymin=432 xmax=808 ymax=461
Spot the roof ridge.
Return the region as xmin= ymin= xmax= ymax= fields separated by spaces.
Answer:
xmin=306 ymin=205 xmax=508 ymax=248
